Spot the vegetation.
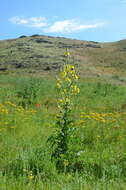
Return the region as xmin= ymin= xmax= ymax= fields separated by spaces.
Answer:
xmin=1 ymin=37 xmax=126 ymax=189
xmin=48 ymin=54 xmax=80 ymax=172
xmin=1 ymin=35 xmax=126 ymax=85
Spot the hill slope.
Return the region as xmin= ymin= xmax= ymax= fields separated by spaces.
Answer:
xmin=0 ymin=35 xmax=126 ymax=82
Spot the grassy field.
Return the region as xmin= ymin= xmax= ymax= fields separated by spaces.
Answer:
xmin=1 ymin=71 xmax=126 ymax=189
xmin=1 ymin=35 xmax=126 ymax=189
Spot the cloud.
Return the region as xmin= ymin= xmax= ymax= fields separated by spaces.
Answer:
xmin=9 ymin=16 xmax=48 ymax=28
xmin=9 ymin=16 xmax=105 ymax=33
xmin=44 ymin=19 xmax=105 ymax=33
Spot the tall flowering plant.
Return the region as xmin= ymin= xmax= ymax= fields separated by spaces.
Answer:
xmin=48 ymin=51 xmax=80 ymax=172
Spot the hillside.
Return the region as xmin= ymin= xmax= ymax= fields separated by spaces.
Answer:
xmin=0 ymin=35 xmax=126 ymax=83
xmin=1 ymin=35 xmax=126 ymax=189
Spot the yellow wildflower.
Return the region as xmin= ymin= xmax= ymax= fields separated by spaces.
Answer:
xmin=60 ymin=71 xmax=67 ymax=78
xmin=64 ymin=51 xmax=70 ymax=57
xmin=57 ymin=82 xmax=61 ymax=89
xmin=28 ymin=175 xmax=34 ymax=180
xmin=71 ymin=85 xmax=80 ymax=94
xmin=28 ymin=171 xmax=34 ymax=180
xmin=65 ymin=77 xmax=71 ymax=83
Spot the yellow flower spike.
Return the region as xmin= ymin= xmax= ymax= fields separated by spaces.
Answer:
xmin=71 ymin=85 xmax=80 ymax=94
xmin=58 ymin=99 xmax=64 ymax=104
xmin=65 ymin=64 xmax=71 ymax=72
xmin=60 ymin=71 xmax=67 ymax=79
xmin=65 ymin=77 xmax=71 ymax=83
xmin=57 ymin=82 xmax=61 ymax=89
xmin=71 ymin=65 xmax=74 ymax=69
xmin=64 ymin=51 xmax=70 ymax=57
xmin=65 ymin=98 xmax=70 ymax=104
xmin=74 ymin=75 xmax=79 ymax=80
xmin=51 ymin=52 xmax=80 ymax=172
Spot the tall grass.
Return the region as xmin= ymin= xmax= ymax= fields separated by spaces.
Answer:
xmin=1 ymin=70 xmax=126 ymax=189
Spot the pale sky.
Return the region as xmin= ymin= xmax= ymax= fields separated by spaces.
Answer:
xmin=0 ymin=0 xmax=126 ymax=42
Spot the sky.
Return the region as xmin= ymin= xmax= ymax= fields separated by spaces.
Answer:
xmin=0 ymin=0 xmax=126 ymax=42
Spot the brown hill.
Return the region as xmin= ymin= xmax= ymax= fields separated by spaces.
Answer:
xmin=0 ymin=35 xmax=126 ymax=83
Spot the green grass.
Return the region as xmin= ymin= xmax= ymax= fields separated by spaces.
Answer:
xmin=1 ymin=73 xmax=126 ymax=189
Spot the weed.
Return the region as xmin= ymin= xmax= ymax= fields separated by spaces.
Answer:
xmin=17 ymin=78 xmax=41 ymax=108
xmin=48 ymin=51 xmax=80 ymax=172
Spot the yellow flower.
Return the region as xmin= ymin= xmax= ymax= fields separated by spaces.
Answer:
xmin=71 ymin=65 xmax=74 ymax=69
xmin=63 ymin=89 xmax=67 ymax=93
xmin=1 ymin=108 xmax=8 ymax=114
xmin=58 ymin=98 xmax=70 ymax=104
xmin=10 ymin=126 xmax=16 ymax=129
xmin=28 ymin=171 xmax=34 ymax=180
xmin=28 ymin=175 xmax=34 ymax=180
xmin=58 ymin=99 xmax=64 ymax=104
xmin=100 ymin=119 xmax=106 ymax=123
xmin=57 ymin=82 xmax=61 ymax=88
xmin=75 ymin=75 xmax=79 ymax=80
xmin=30 ymin=110 xmax=37 ymax=113
xmin=71 ymin=85 xmax=80 ymax=94
xmin=65 ymin=98 xmax=70 ymax=103
xmin=64 ymin=51 xmax=70 ymax=57
xmin=65 ymin=77 xmax=71 ymax=83
xmin=60 ymin=71 xmax=67 ymax=78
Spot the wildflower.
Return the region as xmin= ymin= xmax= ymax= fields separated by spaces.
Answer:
xmin=35 ymin=103 xmax=41 ymax=108
xmin=100 ymin=119 xmax=106 ymax=123
xmin=77 ymin=150 xmax=85 ymax=156
xmin=10 ymin=126 xmax=16 ymax=129
xmin=71 ymin=85 xmax=80 ymax=94
xmin=56 ymin=78 xmax=62 ymax=89
xmin=64 ymin=51 xmax=70 ymax=57
xmin=63 ymin=89 xmax=67 ymax=94
xmin=48 ymin=51 xmax=80 ymax=172
xmin=30 ymin=110 xmax=36 ymax=113
xmin=6 ymin=101 xmax=16 ymax=107
xmin=65 ymin=98 xmax=70 ymax=104
xmin=71 ymin=65 xmax=74 ymax=69
xmin=1 ymin=108 xmax=8 ymax=114
xmin=28 ymin=175 xmax=34 ymax=180
xmin=28 ymin=171 xmax=34 ymax=180
xmin=84 ymin=115 xmax=91 ymax=119
xmin=60 ymin=71 xmax=67 ymax=79
xmin=58 ymin=99 xmax=64 ymax=104
xmin=74 ymin=75 xmax=79 ymax=80
xmin=65 ymin=77 xmax=71 ymax=83
xmin=57 ymin=82 xmax=61 ymax=89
